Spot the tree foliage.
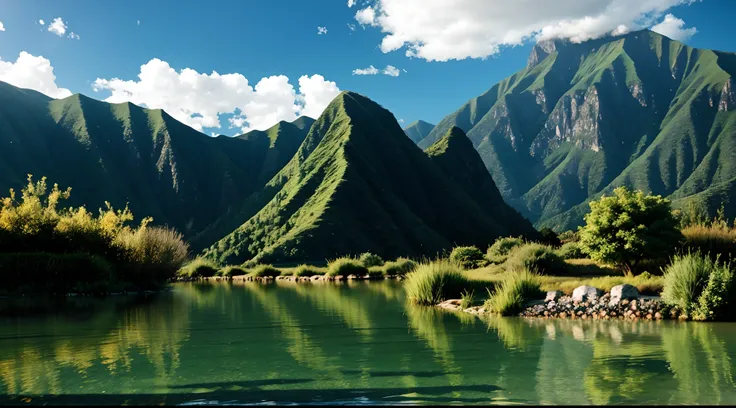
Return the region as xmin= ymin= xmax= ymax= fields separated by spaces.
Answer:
xmin=579 ymin=187 xmax=683 ymax=271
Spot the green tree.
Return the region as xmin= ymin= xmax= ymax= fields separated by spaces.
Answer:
xmin=579 ymin=187 xmax=682 ymax=272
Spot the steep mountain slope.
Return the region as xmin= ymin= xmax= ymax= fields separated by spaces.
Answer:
xmin=425 ymin=126 xmax=538 ymax=237
xmin=423 ymin=30 xmax=736 ymax=230
xmin=0 ymin=80 xmax=310 ymax=237
xmin=204 ymin=91 xmax=538 ymax=265
xmin=403 ymin=120 xmax=435 ymax=144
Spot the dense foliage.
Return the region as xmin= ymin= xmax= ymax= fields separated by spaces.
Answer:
xmin=449 ymin=246 xmax=486 ymax=269
xmin=505 ymin=243 xmax=567 ymax=275
xmin=0 ymin=176 xmax=189 ymax=294
xmin=579 ymin=187 xmax=683 ymax=272
xmin=404 ymin=260 xmax=470 ymax=305
xmin=487 ymin=237 xmax=524 ymax=264
xmin=662 ymin=252 xmax=734 ymax=320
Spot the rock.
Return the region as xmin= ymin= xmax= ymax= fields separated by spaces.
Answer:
xmin=654 ymin=312 xmax=663 ymax=320
xmin=545 ymin=291 xmax=563 ymax=302
xmin=559 ymin=312 xmax=567 ymax=319
xmin=572 ymin=285 xmax=602 ymax=302
xmin=609 ymin=284 xmax=639 ymax=305
xmin=347 ymin=274 xmax=358 ymax=280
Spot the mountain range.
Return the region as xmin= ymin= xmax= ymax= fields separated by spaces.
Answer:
xmin=1 ymin=28 xmax=734 ymax=264
xmin=421 ymin=29 xmax=736 ymax=230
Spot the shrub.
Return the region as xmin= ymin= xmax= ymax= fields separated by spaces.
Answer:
xmin=404 ymin=260 xmax=470 ymax=305
xmin=179 ymin=257 xmax=219 ymax=279
xmin=487 ymin=237 xmax=524 ymax=263
xmin=359 ymin=252 xmax=384 ymax=267
xmin=558 ymin=230 xmax=580 ymax=243
xmin=368 ymin=266 xmax=385 ymax=279
xmin=449 ymin=246 xmax=486 ymax=269
xmin=294 ymin=264 xmax=323 ymax=277
xmin=485 ymin=267 xmax=543 ymax=316
xmin=250 ymin=264 xmax=281 ymax=278
xmin=505 ymin=243 xmax=567 ymax=275
xmin=327 ymin=257 xmax=368 ymax=277
xmin=219 ymin=266 xmax=248 ymax=277
xmin=579 ymin=187 xmax=683 ymax=272
xmin=557 ymin=242 xmax=586 ymax=260
xmin=682 ymin=224 xmax=736 ymax=261
xmin=539 ymin=227 xmax=561 ymax=247
xmin=693 ymin=260 xmax=734 ymax=321
xmin=383 ymin=257 xmax=417 ymax=277
xmin=662 ymin=253 xmax=733 ymax=318
xmin=115 ymin=225 xmax=189 ymax=285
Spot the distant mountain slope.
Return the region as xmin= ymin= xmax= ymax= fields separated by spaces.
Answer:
xmin=0 ymin=80 xmax=311 ymax=238
xmin=204 ymin=91 xmax=538 ymax=265
xmin=426 ymin=126 xmax=538 ymax=237
xmin=423 ymin=29 xmax=736 ymax=230
xmin=403 ymin=120 xmax=435 ymax=144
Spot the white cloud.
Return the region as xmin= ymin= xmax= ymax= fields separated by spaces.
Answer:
xmin=352 ymin=0 xmax=696 ymax=61
xmin=0 ymin=51 xmax=72 ymax=98
xmin=48 ymin=17 xmax=67 ymax=36
xmin=347 ymin=23 xmax=357 ymax=31
xmin=317 ymin=26 xmax=328 ymax=35
xmin=355 ymin=6 xmax=377 ymax=26
xmin=39 ymin=19 xmax=45 ymax=26
xmin=137 ymin=20 xmax=141 ymax=26
xmin=651 ymin=13 xmax=697 ymax=42
xmin=352 ymin=65 xmax=401 ymax=77
xmin=68 ymin=32 xmax=80 ymax=40
xmin=383 ymin=65 xmax=400 ymax=77
xmin=353 ymin=65 xmax=380 ymax=75
xmin=92 ymin=58 xmax=340 ymax=133
xmin=348 ymin=0 xmax=357 ymax=7
xmin=0 ymin=22 xmax=4 ymax=32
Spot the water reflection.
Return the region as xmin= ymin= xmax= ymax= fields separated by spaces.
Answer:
xmin=0 ymin=282 xmax=735 ymax=405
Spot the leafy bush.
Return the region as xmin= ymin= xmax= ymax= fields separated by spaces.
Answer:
xmin=294 ymin=264 xmax=323 ymax=277
xmin=557 ymin=242 xmax=586 ymax=260
xmin=368 ymin=266 xmax=385 ymax=279
xmin=359 ymin=252 xmax=384 ymax=267
xmin=327 ymin=257 xmax=368 ymax=277
xmin=579 ymin=187 xmax=683 ymax=272
xmin=404 ymin=260 xmax=471 ymax=305
xmin=505 ymin=243 xmax=567 ymax=275
xmin=179 ymin=257 xmax=219 ymax=279
xmin=487 ymin=237 xmax=524 ymax=264
xmin=485 ymin=267 xmax=543 ymax=316
xmin=661 ymin=252 xmax=735 ymax=321
xmin=539 ymin=227 xmax=561 ymax=247
xmin=682 ymin=224 xmax=736 ymax=261
xmin=250 ymin=264 xmax=281 ymax=278
xmin=383 ymin=257 xmax=417 ymax=277
xmin=115 ymin=225 xmax=189 ymax=285
xmin=558 ymin=230 xmax=580 ymax=243
xmin=219 ymin=265 xmax=248 ymax=277
xmin=450 ymin=246 xmax=486 ymax=269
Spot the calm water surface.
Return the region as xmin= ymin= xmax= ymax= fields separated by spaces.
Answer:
xmin=1 ymin=281 xmax=736 ymax=405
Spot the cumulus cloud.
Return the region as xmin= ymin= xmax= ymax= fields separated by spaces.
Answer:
xmin=348 ymin=0 xmax=357 ymax=7
xmin=355 ymin=6 xmax=377 ymax=26
xmin=651 ymin=13 xmax=697 ymax=42
xmin=352 ymin=65 xmax=401 ymax=77
xmin=92 ymin=58 xmax=340 ymax=133
xmin=317 ymin=26 xmax=328 ymax=35
xmin=352 ymin=0 xmax=696 ymax=61
xmin=0 ymin=22 xmax=5 ymax=32
xmin=39 ymin=19 xmax=45 ymax=26
xmin=47 ymin=17 xmax=67 ymax=36
xmin=0 ymin=51 xmax=72 ymax=98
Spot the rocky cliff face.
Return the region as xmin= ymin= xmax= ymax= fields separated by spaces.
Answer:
xmin=427 ymin=29 xmax=736 ymax=230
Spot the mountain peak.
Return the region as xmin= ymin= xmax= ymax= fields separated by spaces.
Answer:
xmin=403 ymin=119 xmax=436 ymax=144
xmin=425 ymin=126 xmax=472 ymax=156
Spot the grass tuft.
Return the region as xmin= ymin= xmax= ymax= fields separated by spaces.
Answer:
xmin=179 ymin=257 xmax=219 ymax=279
xmin=327 ymin=257 xmax=368 ymax=277
xmin=485 ymin=267 xmax=543 ymax=316
xmin=404 ymin=260 xmax=471 ymax=305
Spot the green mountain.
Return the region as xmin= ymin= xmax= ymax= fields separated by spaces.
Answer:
xmin=426 ymin=126 xmax=537 ymax=236
xmin=203 ymin=91 xmax=538 ymax=265
xmin=403 ymin=120 xmax=435 ymax=143
xmin=0 ymin=80 xmax=311 ymax=237
xmin=422 ymin=29 xmax=736 ymax=230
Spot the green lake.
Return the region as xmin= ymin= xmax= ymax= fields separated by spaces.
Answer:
xmin=1 ymin=281 xmax=736 ymax=405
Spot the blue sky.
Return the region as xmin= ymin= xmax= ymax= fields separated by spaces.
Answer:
xmin=0 ymin=0 xmax=734 ymax=136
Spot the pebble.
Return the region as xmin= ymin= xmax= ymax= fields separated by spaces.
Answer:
xmin=519 ymin=293 xmax=673 ymax=320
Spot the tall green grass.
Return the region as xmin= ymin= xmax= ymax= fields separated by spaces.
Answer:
xmin=250 ymin=264 xmax=281 ymax=278
xmin=484 ymin=267 xmax=543 ymax=316
xmin=178 ymin=257 xmax=219 ymax=279
xmin=662 ymin=252 xmax=734 ymax=320
xmin=505 ymin=243 xmax=567 ymax=275
xmin=327 ymin=257 xmax=368 ymax=277
xmin=682 ymin=224 xmax=736 ymax=260
xmin=383 ymin=257 xmax=417 ymax=277
xmin=404 ymin=260 xmax=470 ymax=305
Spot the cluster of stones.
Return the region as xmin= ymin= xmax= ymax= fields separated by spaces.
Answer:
xmin=519 ymin=284 xmax=684 ymax=321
